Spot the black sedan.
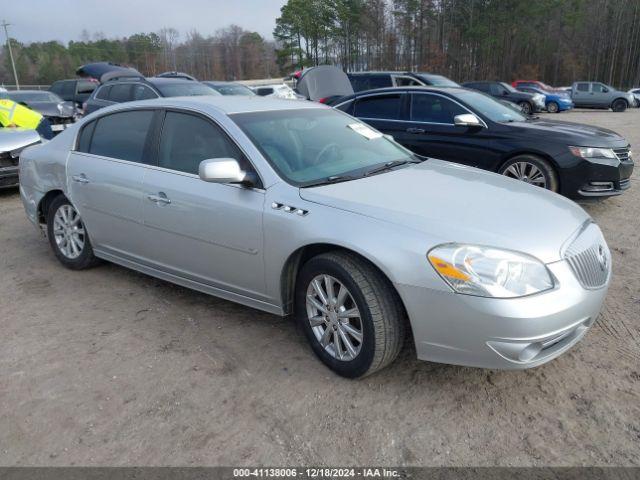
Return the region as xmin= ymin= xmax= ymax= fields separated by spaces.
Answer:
xmin=334 ymin=87 xmax=634 ymax=198
xmin=7 ymin=90 xmax=76 ymax=133
xmin=463 ymin=81 xmax=546 ymax=114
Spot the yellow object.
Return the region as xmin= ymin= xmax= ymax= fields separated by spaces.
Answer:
xmin=0 ymin=99 xmax=43 ymax=130
xmin=428 ymin=254 xmax=471 ymax=281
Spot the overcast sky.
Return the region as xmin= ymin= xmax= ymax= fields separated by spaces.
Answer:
xmin=3 ymin=0 xmax=287 ymax=44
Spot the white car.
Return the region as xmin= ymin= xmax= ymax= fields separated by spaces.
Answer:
xmin=629 ymin=88 xmax=640 ymax=108
xmin=253 ymin=84 xmax=302 ymax=100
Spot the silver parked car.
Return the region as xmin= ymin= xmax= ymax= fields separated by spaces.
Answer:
xmin=19 ymin=97 xmax=611 ymax=378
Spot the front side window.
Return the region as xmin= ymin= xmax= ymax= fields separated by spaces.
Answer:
xmin=95 ymin=85 xmax=112 ymax=100
xmin=454 ymin=90 xmax=526 ymax=123
xmin=231 ymin=108 xmax=415 ymax=186
xmin=132 ymin=84 xmax=158 ymax=100
xmin=490 ymin=83 xmax=506 ymax=96
xmin=394 ymin=76 xmax=422 ymax=87
xmin=592 ymin=83 xmax=609 ymax=93
xmin=411 ymin=94 xmax=466 ymax=123
xmin=354 ymin=94 xmax=402 ymax=119
xmin=89 ymin=110 xmax=154 ymax=162
xmin=158 ymin=112 xmax=247 ymax=175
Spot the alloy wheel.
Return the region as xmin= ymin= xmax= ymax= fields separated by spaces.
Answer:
xmin=52 ymin=204 xmax=86 ymax=259
xmin=519 ymin=102 xmax=532 ymax=114
xmin=306 ymin=274 xmax=363 ymax=361
xmin=502 ymin=161 xmax=548 ymax=188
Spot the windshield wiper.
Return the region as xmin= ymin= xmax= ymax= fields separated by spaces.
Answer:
xmin=364 ymin=159 xmax=418 ymax=177
xmin=301 ymin=175 xmax=356 ymax=188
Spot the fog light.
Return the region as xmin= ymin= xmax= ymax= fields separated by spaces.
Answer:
xmin=582 ymin=181 xmax=614 ymax=192
xmin=518 ymin=342 xmax=542 ymax=362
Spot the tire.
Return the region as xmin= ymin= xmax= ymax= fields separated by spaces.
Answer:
xmin=295 ymin=251 xmax=405 ymax=378
xmin=611 ymin=99 xmax=627 ymax=112
xmin=518 ymin=101 xmax=533 ymax=115
xmin=46 ymin=195 xmax=100 ymax=270
xmin=547 ymin=101 xmax=559 ymax=113
xmin=498 ymin=155 xmax=559 ymax=192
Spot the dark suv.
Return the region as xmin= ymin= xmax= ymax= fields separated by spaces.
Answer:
xmin=49 ymin=79 xmax=98 ymax=110
xmin=347 ymin=71 xmax=459 ymax=92
xmin=84 ymin=76 xmax=219 ymax=115
xmin=463 ymin=81 xmax=546 ymax=114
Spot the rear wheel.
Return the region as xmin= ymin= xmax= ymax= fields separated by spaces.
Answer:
xmin=518 ymin=101 xmax=533 ymax=115
xmin=611 ymin=99 xmax=627 ymax=112
xmin=498 ymin=155 xmax=559 ymax=192
xmin=295 ymin=251 xmax=405 ymax=378
xmin=547 ymin=101 xmax=559 ymax=113
xmin=46 ymin=195 xmax=99 ymax=270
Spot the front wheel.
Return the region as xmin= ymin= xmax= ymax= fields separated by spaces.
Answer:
xmin=47 ymin=195 xmax=100 ymax=270
xmin=611 ymin=99 xmax=627 ymax=112
xmin=547 ymin=101 xmax=559 ymax=113
xmin=498 ymin=155 xmax=559 ymax=192
xmin=295 ymin=251 xmax=405 ymax=378
xmin=518 ymin=101 xmax=533 ymax=115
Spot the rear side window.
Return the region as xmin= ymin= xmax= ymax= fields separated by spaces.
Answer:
xmin=55 ymin=81 xmax=75 ymax=98
xmin=469 ymin=83 xmax=490 ymax=93
xmin=354 ymin=94 xmax=402 ymax=120
xmin=576 ymin=83 xmax=590 ymax=92
xmin=108 ymin=84 xmax=133 ymax=103
xmin=394 ymin=76 xmax=422 ymax=87
xmin=77 ymin=121 xmax=96 ymax=153
xmin=89 ymin=110 xmax=154 ymax=162
xmin=95 ymin=85 xmax=111 ymax=100
xmin=158 ymin=111 xmax=247 ymax=175
xmin=411 ymin=94 xmax=466 ymax=123
xmin=77 ymin=80 xmax=96 ymax=94
xmin=349 ymin=75 xmax=392 ymax=92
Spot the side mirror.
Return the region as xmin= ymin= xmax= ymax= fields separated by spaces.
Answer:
xmin=199 ymin=158 xmax=253 ymax=185
xmin=454 ymin=113 xmax=483 ymax=128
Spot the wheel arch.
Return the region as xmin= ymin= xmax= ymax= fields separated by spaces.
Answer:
xmin=611 ymin=97 xmax=628 ymax=108
xmin=280 ymin=243 xmax=409 ymax=322
xmin=497 ymin=150 xmax=562 ymax=191
xmin=37 ymin=189 xmax=66 ymax=225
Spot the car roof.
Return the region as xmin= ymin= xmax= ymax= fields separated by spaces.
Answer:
xmin=204 ymin=81 xmax=244 ymax=86
xmin=89 ymin=95 xmax=325 ymax=116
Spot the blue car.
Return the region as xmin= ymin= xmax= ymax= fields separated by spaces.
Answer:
xmin=517 ymin=86 xmax=574 ymax=113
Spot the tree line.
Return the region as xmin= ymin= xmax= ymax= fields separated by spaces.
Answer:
xmin=3 ymin=0 xmax=640 ymax=88
xmin=274 ymin=0 xmax=640 ymax=88
xmin=0 ymin=26 xmax=279 ymax=86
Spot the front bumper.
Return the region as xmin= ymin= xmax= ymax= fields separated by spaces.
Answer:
xmin=0 ymin=165 xmax=19 ymax=188
xmin=397 ymin=260 xmax=608 ymax=369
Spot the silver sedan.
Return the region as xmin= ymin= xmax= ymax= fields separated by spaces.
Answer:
xmin=19 ymin=96 xmax=611 ymax=378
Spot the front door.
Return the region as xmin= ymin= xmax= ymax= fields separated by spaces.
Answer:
xmin=141 ymin=110 xmax=267 ymax=301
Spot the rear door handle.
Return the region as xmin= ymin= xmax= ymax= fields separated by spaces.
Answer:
xmin=406 ymin=127 xmax=426 ymax=134
xmin=147 ymin=192 xmax=171 ymax=205
xmin=72 ymin=174 xmax=89 ymax=184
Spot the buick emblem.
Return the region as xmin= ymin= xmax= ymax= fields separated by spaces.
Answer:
xmin=597 ymin=245 xmax=608 ymax=272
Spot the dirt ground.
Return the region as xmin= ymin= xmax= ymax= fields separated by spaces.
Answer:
xmin=0 ymin=109 xmax=639 ymax=467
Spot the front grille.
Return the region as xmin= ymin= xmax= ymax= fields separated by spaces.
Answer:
xmin=563 ymin=223 xmax=610 ymax=289
xmin=613 ymin=146 xmax=631 ymax=162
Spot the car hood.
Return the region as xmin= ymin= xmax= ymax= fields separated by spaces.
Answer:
xmin=24 ymin=101 xmax=75 ymax=118
xmin=0 ymin=128 xmax=41 ymax=152
xmin=299 ymin=160 xmax=590 ymax=264
xmin=507 ymin=119 xmax=627 ymax=146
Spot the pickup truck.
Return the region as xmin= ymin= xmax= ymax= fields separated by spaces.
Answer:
xmin=571 ymin=82 xmax=635 ymax=111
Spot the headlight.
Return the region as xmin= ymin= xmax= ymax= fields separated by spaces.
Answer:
xmin=569 ymin=146 xmax=617 ymax=159
xmin=427 ymin=244 xmax=554 ymax=298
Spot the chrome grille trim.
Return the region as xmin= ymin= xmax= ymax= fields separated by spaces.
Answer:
xmin=613 ymin=146 xmax=631 ymax=162
xmin=563 ymin=223 xmax=610 ymax=289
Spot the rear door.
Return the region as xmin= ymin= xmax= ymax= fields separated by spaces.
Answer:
xmin=572 ymin=82 xmax=592 ymax=107
xmin=396 ymin=92 xmax=499 ymax=168
xmin=141 ymin=109 xmax=267 ymax=300
xmin=353 ymin=92 xmax=407 ymax=139
xmin=67 ymin=109 xmax=156 ymax=259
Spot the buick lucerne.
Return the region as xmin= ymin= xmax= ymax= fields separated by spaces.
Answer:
xmin=19 ymin=97 xmax=611 ymax=378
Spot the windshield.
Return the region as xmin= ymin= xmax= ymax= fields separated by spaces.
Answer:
xmin=9 ymin=91 xmax=62 ymax=102
xmin=231 ymin=108 xmax=415 ymax=186
xmin=212 ymin=83 xmax=255 ymax=96
xmin=155 ymin=82 xmax=220 ymax=97
xmin=420 ymin=74 xmax=459 ymax=87
xmin=455 ymin=90 xmax=527 ymax=123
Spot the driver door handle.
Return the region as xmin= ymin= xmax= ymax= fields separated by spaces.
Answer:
xmin=147 ymin=192 xmax=171 ymax=205
xmin=406 ymin=127 xmax=426 ymax=134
